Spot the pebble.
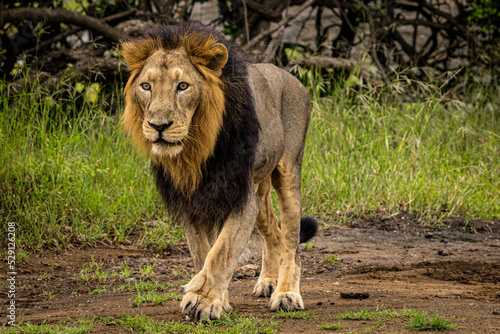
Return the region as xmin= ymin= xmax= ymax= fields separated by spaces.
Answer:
xmin=437 ymin=249 xmax=450 ymax=256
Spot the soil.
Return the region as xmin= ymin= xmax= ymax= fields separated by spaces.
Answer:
xmin=2 ymin=214 xmax=499 ymax=333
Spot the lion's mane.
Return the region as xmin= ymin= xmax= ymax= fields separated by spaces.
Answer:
xmin=121 ymin=22 xmax=260 ymax=229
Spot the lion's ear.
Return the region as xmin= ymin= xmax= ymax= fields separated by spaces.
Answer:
xmin=207 ymin=43 xmax=228 ymax=77
xmin=121 ymin=38 xmax=162 ymax=72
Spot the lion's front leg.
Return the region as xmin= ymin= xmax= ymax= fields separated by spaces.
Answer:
xmin=180 ymin=194 xmax=258 ymax=321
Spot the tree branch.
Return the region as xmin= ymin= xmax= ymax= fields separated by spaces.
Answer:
xmin=0 ymin=7 xmax=122 ymax=42
xmin=243 ymin=0 xmax=315 ymax=51
xmin=245 ymin=0 xmax=283 ymax=21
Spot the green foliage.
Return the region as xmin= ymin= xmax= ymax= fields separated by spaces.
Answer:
xmin=303 ymin=241 xmax=315 ymax=251
xmin=114 ymin=280 xmax=168 ymax=293
xmin=324 ymin=254 xmax=342 ymax=265
xmin=466 ymin=0 xmax=500 ymax=32
xmin=404 ymin=311 xmax=457 ymax=331
xmin=318 ymin=321 xmax=342 ymax=330
xmin=89 ymin=286 xmax=108 ymax=295
xmin=2 ymin=68 xmax=500 ymax=253
xmin=2 ymin=319 xmax=95 ymax=334
xmin=103 ymin=312 xmax=280 ymax=334
xmin=0 ymin=77 xmax=171 ymax=250
xmin=131 ymin=291 xmax=182 ymax=306
xmin=301 ymin=72 xmax=500 ymax=221
xmin=336 ymin=306 xmax=399 ymax=321
xmin=273 ymin=310 xmax=317 ymax=319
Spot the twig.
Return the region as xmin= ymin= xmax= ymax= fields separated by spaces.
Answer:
xmin=242 ymin=0 xmax=315 ymax=51
xmin=0 ymin=7 xmax=122 ymax=42
xmin=242 ymin=0 xmax=250 ymax=44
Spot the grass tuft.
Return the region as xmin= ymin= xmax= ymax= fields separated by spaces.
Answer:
xmin=318 ymin=320 xmax=342 ymax=330
xmin=337 ymin=306 xmax=399 ymax=320
xmin=404 ymin=311 xmax=457 ymax=331
xmin=131 ymin=291 xmax=182 ymax=306
xmin=274 ymin=310 xmax=317 ymax=319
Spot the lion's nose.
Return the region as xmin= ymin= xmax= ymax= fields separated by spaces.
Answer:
xmin=148 ymin=121 xmax=173 ymax=133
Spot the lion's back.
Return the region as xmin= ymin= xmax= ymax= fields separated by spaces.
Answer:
xmin=250 ymin=63 xmax=312 ymax=164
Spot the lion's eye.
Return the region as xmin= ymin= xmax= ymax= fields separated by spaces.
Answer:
xmin=177 ymin=82 xmax=189 ymax=91
xmin=140 ymin=82 xmax=151 ymax=91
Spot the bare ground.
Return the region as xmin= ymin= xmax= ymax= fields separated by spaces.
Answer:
xmin=2 ymin=214 xmax=499 ymax=333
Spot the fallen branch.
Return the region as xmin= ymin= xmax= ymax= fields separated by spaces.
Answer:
xmin=0 ymin=7 xmax=122 ymax=42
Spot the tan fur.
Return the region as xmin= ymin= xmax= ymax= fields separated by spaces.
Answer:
xmin=121 ymin=34 xmax=227 ymax=194
xmin=253 ymin=177 xmax=282 ymax=297
xmin=121 ymin=30 xmax=312 ymax=320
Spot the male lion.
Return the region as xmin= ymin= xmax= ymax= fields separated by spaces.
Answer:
xmin=121 ymin=22 xmax=317 ymax=321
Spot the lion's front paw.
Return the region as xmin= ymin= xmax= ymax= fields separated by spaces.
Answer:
xmin=180 ymin=274 xmax=231 ymax=321
xmin=269 ymin=291 xmax=304 ymax=311
xmin=253 ymin=277 xmax=277 ymax=297
xmin=180 ymin=290 xmax=231 ymax=321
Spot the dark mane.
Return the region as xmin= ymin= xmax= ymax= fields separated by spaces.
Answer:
xmin=149 ymin=22 xmax=260 ymax=230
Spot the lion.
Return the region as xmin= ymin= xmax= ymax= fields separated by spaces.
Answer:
xmin=120 ymin=22 xmax=318 ymax=321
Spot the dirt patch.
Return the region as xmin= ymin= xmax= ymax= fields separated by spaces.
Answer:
xmin=2 ymin=216 xmax=499 ymax=333
xmin=339 ymin=292 xmax=369 ymax=300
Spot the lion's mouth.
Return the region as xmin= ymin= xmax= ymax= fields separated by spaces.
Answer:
xmin=153 ymin=137 xmax=184 ymax=146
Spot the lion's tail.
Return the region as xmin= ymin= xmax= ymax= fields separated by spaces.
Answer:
xmin=299 ymin=216 xmax=319 ymax=243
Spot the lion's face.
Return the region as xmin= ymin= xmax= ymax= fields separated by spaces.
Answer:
xmin=121 ymin=34 xmax=228 ymax=193
xmin=135 ymin=49 xmax=204 ymax=158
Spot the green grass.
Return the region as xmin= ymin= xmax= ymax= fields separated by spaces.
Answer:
xmin=336 ymin=306 xmax=399 ymax=320
xmin=1 ymin=320 xmax=95 ymax=334
xmin=131 ymin=291 xmax=182 ymax=306
xmin=89 ymin=286 xmax=108 ymax=295
xmin=41 ymin=289 xmax=54 ymax=300
xmin=0 ymin=308 xmax=457 ymax=333
xmin=301 ymin=76 xmax=500 ymax=221
xmin=1 ymin=72 xmax=499 ymax=251
xmin=2 ymin=314 xmax=279 ymax=334
xmin=103 ymin=313 xmax=280 ymax=334
xmin=325 ymin=253 xmax=342 ymax=264
xmin=318 ymin=320 xmax=342 ymax=330
xmin=404 ymin=311 xmax=457 ymax=331
xmin=39 ymin=272 xmax=54 ymax=280
xmin=333 ymin=306 xmax=457 ymax=331
xmin=114 ymin=280 xmax=170 ymax=293
xmin=273 ymin=310 xmax=317 ymax=319
xmin=0 ymin=77 xmax=178 ymax=251
xmin=139 ymin=264 xmax=155 ymax=277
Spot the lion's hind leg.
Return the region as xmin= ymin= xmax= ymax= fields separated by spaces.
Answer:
xmin=268 ymin=160 xmax=304 ymax=311
xmin=253 ymin=177 xmax=283 ymax=297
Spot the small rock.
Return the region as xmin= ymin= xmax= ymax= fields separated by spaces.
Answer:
xmin=317 ymin=302 xmax=323 ymax=306
xmin=234 ymin=264 xmax=260 ymax=279
xmin=425 ymin=232 xmax=434 ymax=238
xmin=437 ymin=249 xmax=450 ymax=256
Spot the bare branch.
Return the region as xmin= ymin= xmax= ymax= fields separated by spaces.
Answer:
xmin=0 ymin=7 xmax=122 ymax=42
xmin=243 ymin=0 xmax=315 ymax=51
xmin=245 ymin=0 xmax=283 ymax=21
